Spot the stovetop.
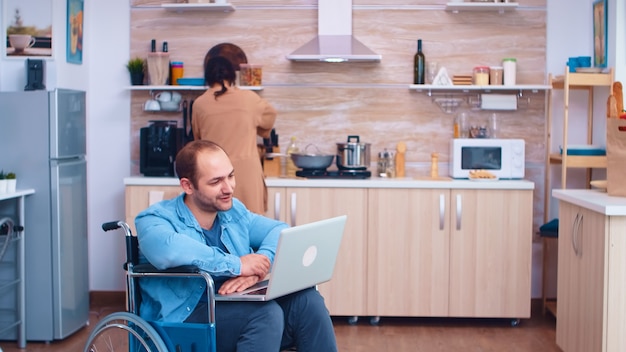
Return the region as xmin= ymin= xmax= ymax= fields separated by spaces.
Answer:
xmin=296 ymin=169 xmax=371 ymax=179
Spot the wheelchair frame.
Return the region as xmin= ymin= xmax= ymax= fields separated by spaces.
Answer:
xmin=84 ymin=221 xmax=217 ymax=352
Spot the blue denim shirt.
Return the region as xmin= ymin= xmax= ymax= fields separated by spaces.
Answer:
xmin=134 ymin=193 xmax=289 ymax=322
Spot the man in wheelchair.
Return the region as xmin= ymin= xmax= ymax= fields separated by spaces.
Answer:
xmin=135 ymin=140 xmax=338 ymax=352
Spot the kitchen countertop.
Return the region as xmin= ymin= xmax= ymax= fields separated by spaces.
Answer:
xmin=124 ymin=176 xmax=535 ymax=190
xmin=552 ymin=189 xmax=626 ymax=216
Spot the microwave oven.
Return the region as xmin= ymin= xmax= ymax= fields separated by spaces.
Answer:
xmin=449 ymin=138 xmax=525 ymax=179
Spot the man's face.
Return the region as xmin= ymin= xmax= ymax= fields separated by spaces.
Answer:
xmin=187 ymin=149 xmax=236 ymax=213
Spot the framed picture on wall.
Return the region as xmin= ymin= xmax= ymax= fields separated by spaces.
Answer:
xmin=66 ymin=0 xmax=84 ymax=64
xmin=3 ymin=0 xmax=53 ymax=58
xmin=593 ymin=0 xmax=607 ymax=68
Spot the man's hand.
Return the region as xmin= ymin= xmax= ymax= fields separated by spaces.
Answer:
xmin=218 ymin=275 xmax=262 ymax=295
xmin=240 ymin=253 xmax=270 ymax=278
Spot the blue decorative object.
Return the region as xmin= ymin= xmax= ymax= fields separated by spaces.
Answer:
xmin=66 ymin=0 xmax=84 ymax=64
xmin=176 ymin=78 xmax=205 ymax=86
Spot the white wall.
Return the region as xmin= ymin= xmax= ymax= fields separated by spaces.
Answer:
xmin=83 ymin=0 xmax=130 ymax=291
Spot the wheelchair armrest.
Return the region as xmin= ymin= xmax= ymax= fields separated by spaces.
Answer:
xmin=133 ymin=264 xmax=201 ymax=274
xmin=128 ymin=263 xmax=217 ymax=325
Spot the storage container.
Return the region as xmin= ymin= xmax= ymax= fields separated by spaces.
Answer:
xmin=240 ymin=64 xmax=263 ymax=86
xmin=473 ymin=66 xmax=490 ymax=85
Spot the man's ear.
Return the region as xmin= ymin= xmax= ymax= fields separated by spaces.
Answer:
xmin=179 ymin=178 xmax=194 ymax=194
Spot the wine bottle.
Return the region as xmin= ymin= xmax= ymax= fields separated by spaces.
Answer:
xmin=413 ymin=39 xmax=425 ymax=85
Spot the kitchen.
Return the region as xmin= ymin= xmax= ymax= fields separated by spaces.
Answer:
xmin=1 ymin=0 xmax=626 ymax=350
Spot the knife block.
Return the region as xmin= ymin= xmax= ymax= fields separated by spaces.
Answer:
xmin=263 ymin=146 xmax=282 ymax=177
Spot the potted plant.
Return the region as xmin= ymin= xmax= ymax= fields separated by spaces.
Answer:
xmin=0 ymin=170 xmax=6 ymax=194
xmin=5 ymin=172 xmax=16 ymax=193
xmin=126 ymin=57 xmax=145 ymax=86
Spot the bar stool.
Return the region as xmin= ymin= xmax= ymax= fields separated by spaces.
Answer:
xmin=540 ymin=218 xmax=559 ymax=317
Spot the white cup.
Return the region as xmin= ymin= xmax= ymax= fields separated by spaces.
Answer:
xmin=144 ymin=99 xmax=161 ymax=111
xmin=214 ymin=0 xmax=227 ymax=4
xmin=171 ymin=92 xmax=182 ymax=103
xmin=155 ymin=91 xmax=172 ymax=102
xmin=9 ymin=34 xmax=36 ymax=52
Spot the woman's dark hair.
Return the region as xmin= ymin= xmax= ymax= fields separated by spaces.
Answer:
xmin=204 ymin=56 xmax=237 ymax=99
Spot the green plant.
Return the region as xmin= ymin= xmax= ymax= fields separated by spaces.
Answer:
xmin=0 ymin=171 xmax=5 ymax=180
xmin=6 ymin=172 xmax=16 ymax=180
xmin=126 ymin=57 xmax=145 ymax=74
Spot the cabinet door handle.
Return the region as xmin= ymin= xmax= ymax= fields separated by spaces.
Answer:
xmin=571 ymin=213 xmax=583 ymax=256
xmin=576 ymin=213 xmax=583 ymax=257
xmin=274 ymin=192 xmax=281 ymax=221
xmin=290 ymin=192 xmax=297 ymax=226
xmin=455 ymin=193 xmax=462 ymax=231
xmin=571 ymin=213 xmax=578 ymax=255
xmin=439 ymin=193 xmax=445 ymax=230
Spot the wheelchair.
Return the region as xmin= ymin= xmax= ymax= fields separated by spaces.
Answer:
xmin=84 ymin=221 xmax=217 ymax=352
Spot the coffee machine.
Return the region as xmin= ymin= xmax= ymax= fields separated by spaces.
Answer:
xmin=140 ymin=120 xmax=184 ymax=177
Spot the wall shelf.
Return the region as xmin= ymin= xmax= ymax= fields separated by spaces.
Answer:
xmin=445 ymin=2 xmax=519 ymax=13
xmin=409 ymin=84 xmax=551 ymax=96
xmin=128 ymin=85 xmax=262 ymax=91
xmin=161 ymin=3 xmax=235 ymax=12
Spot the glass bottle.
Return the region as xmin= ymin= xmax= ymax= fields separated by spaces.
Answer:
xmin=454 ymin=112 xmax=468 ymax=138
xmin=413 ymin=39 xmax=425 ymax=85
xmin=286 ymin=136 xmax=299 ymax=177
xmin=489 ymin=113 xmax=498 ymax=138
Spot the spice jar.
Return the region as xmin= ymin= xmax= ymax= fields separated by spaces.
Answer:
xmin=377 ymin=149 xmax=395 ymax=178
xmin=489 ymin=66 xmax=503 ymax=85
xmin=473 ymin=66 xmax=490 ymax=86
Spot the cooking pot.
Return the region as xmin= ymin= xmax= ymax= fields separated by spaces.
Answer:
xmin=336 ymin=135 xmax=371 ymax=170
xmin=291 ymin=144 xmax=335 ymax=170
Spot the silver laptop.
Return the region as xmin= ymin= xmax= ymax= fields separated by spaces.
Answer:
xmin=215 ymin=215 xmax=347 ymax=302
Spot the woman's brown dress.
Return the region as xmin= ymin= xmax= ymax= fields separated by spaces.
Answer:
xmin=192 ymin=85 xmax=277 ymax=214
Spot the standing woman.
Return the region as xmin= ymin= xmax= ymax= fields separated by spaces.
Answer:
xmin=191 ymin=56 xmax=277 ymax=214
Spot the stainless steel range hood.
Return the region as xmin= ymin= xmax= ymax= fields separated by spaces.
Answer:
xmin=286 ymin=0 xmax=381 ymax=63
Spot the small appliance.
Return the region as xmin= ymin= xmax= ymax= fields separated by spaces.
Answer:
xmin=140 ymin=120 xmax=184 ymax=177
xmin=24 ymin=59 xmax=45 ymax=91
xmin=449 ymin=138 xmax=525 ymax=179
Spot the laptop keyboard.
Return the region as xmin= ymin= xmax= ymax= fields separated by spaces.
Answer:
xmin=245 ymin=287 xmax=267 ymax=295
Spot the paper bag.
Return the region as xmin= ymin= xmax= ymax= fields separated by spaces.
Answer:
xmin=606 ymin=118 xmax=626 ymax=196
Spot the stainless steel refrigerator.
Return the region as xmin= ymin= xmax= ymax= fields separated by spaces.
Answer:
xmin=0 ymin=89 xmax=89 ymax=341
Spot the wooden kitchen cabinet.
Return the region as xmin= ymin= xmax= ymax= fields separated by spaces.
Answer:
xmin=367 ymin=188 xmax=450 ymax=317
xmin=448 ymin=189 xmax=532 ymax=319
xmin=556 ymin=201 xmax=626 ymax=352
xmin=125 ymin=185 xmax=182 ymax=233
xmin=367 ymin=188 xmax=532 ymax=320
xmin=266 ymin=186 xmax=369 ymax=316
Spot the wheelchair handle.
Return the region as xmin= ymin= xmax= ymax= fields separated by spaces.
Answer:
xmin=102 ymin=221 xmax=137 ymax=265
xmin=102 ymin=221 xmax=133 ymax=237
xmin=102 ymin=221 xmax=122 ymax=232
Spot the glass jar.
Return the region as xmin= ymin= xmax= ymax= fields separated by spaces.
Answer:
xmin=489 ymin=66 xmax=503 ymax=85
xmin=473 ymin=66 xmax=490 ymax=86
xmin=377 ymin=149 xmax=395 ymax=178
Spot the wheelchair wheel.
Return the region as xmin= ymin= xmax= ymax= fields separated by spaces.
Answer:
xmin=84 ymin=311 xmax=168 ymax=352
